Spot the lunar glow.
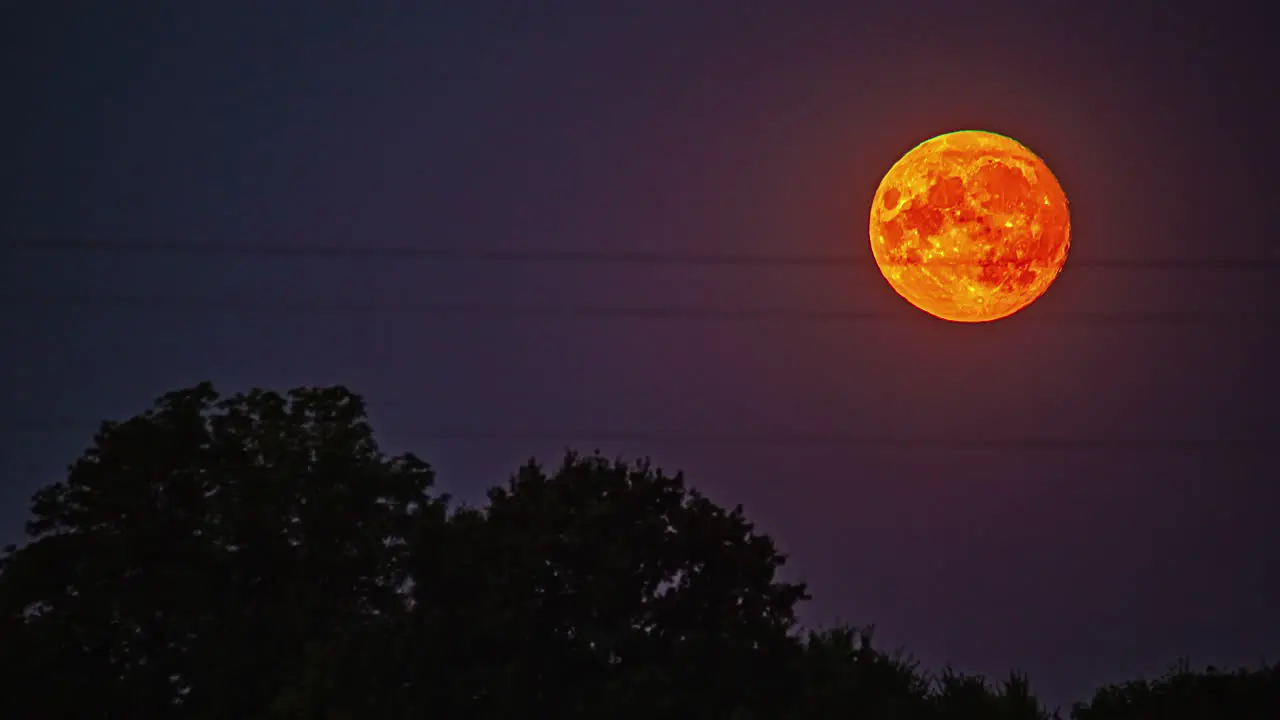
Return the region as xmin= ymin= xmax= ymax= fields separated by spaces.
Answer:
xmin=869 ymin=130 xmax=1071 ymax=323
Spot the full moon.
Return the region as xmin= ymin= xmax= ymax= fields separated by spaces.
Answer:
xmin=868 ymin=130 xmax=1071 ymax=323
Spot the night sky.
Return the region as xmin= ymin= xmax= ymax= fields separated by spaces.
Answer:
xmin=3 ymin=1 xmax=1277 ymax=709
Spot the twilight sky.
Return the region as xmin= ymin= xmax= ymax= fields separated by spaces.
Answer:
xmin=3 ymin=1 xmax=1277 ymax=709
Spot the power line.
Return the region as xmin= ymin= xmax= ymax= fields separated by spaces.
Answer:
xmin=404 ymin=430 xmax=1274 ymax=451
xmin=2 ymin=419 xmax=1269 ymax=451
xmin=7 ymin=239 xmax=1279 ymax=269
xmin=2 ymin=294 xmax=1274 ymax=324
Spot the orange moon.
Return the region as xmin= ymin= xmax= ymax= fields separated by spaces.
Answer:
xmin=868 ymin=130 xmax=1071 ymax=323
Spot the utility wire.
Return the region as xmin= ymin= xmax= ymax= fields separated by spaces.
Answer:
xmin=1 ymin=293 xmax=1273 ymax=324
xmin=397 ymin=430 xmax=1274 ymax=451
xmin=7 ymin=239 xmax=1279 ymax=269
xmin=2 ymin=419 xmax=1268 ymax=450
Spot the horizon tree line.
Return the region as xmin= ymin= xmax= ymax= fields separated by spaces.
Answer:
xmin=0 ymin=382 xmax=1273 ymax=719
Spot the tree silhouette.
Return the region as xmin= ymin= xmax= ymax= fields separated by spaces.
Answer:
xmin=789 ymin=625 xmax=931 ymax=718
xmin=1070 ymin=659 xmax=1280 ymax=720
xmin=929 ymin=668 xmax=1055 ymax=719
xmin=272 ymin=452 xmax=810 ymax=718
xmin=1 ymin=382 xmax=1277 ymax=719
xmin=0 ymin=383 xmax=440 ymax=718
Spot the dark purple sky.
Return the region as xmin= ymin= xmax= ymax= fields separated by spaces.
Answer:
xmin=3 ymin=1 xmax=1277 ymax=710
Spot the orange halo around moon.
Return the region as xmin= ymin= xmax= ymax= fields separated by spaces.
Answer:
xmin=868 ymin=130 xmax=1071 ymax=323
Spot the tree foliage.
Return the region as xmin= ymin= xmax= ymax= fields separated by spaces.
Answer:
xmin=0 ymin=384 xmax=438 ymax=718
xmin=1070 ymin=660 xmax=1280 ymax=720
xmin=0 ymin=382 xmax=1274 ymax=719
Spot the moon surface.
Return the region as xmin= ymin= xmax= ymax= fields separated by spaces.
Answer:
xmin=868 ymin=130 xmax=1071 ymax=323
